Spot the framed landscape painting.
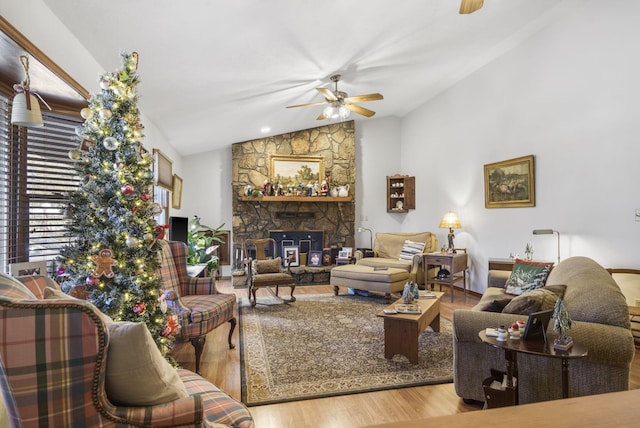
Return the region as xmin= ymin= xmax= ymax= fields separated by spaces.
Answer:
xmin=484 ymin=155 xmax=535 ymax=208
xmin=270 ymin=155 xmax=324 ymax=189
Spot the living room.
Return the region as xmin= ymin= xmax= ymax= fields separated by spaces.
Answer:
xmin=2 ymin=1 xmax=640 ymax=427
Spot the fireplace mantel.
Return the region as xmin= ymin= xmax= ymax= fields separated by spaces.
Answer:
xmin=240 ymin=196 xmax=352 ymax=202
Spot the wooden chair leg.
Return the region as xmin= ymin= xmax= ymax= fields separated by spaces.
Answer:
xmin=228 ymin=317 xmax=236 ymax=349
xmin=190 ymin=336 xmax=206 ymax=375
xmin=290 ymin=284 xmax=296 ymax=302
xmin=251 ymin=287 xmax=258 ymax=307
xmin=275 ymin=285 xmax=279 ymax=297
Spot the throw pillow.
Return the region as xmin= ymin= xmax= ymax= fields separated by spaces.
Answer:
xmin=503 ymin=284 xmax=567 ymax=315
xmin=0 ymin=272 xmax=36 ymax=299
xmin=398 ymin=240 xmax=426 ymax=262
xmin=106 ymin=321 xmax=189 ymax=406
xmin=254 ymin=257 xmax=282 ymax=274
xmin=481 ymin=298 xmax=513 ymax=313
xmin=504 ymin=259 xmax=554 ymax=296
xmin=43 ymin=287 xmax=114 ymax=326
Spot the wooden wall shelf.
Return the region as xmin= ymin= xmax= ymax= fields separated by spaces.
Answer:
xmin=240 ymin=196 xmax=352 ymax=203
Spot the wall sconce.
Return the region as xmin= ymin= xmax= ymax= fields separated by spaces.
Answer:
xmin=357 ymin=226 xmax=373 ymax=250
xmin=532 ymin=229 xmax=560 ymax=265
xmin=11 ymin=55 xmax=50 ymax=128
xmin=439 ymin=211 xmax=461 ymax=253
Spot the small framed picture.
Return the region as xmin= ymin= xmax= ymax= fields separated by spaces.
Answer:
xmin=338 ymin=250 xmax=350 ymax=259
xmin=308 ymin=250 xmax=323 ymax=267
xmin=283 ymin=246 xmax=299 ymax=267
xmin=341 ymin=247 xmax=353 ymax=257
xmin=10 ymin=261 xmax=48 ymax=276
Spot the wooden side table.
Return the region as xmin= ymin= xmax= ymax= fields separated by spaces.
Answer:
xmin=479 ymin=331 xmax=588 ymax=403
xmin=424 ymin=251 xmax=468 ymax=302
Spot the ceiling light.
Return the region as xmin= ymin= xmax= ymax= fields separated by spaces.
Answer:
xmin=11 ymin=55 xmax=50 ymax=128
xmin=323 ymin=104 xmax=351 ymax=121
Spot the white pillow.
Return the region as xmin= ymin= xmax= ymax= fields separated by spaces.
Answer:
xmin=398 ymin=239 xmax=426 ymax=262
xmin=106 ymin=321 xmax=188 ymax=406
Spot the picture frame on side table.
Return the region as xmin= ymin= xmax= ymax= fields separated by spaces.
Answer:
xmin=283 ymin=246 xmax=299 ymax=267
xmin=10 ymin=261 xmax=48 ymax=276
xmin=172 ymin=174 xmax=183 ymax=209
xmin=308 ymin=250 xmax=323 ymax=267
xmin=484 ymin=155 xmax=535 ymax=208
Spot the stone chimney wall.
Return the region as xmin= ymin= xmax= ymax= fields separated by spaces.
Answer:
xmin=232 ymin=121 xmax=355 ymax=250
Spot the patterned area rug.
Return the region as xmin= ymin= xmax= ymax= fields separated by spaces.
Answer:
xmin=239 ymin=293 xmax=453 ymax=406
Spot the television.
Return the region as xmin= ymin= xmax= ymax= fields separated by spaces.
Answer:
xmin=169 ymin=216 xmax=189 ymax=244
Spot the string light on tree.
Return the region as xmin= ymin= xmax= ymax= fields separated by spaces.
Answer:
xmin=58 ymin=51 xmax=177 ymax=362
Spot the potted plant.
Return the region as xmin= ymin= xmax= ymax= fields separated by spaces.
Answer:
xmin=187 ymin=216 xmax=225 ymax=276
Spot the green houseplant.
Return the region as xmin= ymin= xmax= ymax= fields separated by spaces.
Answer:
xmin=187 ymin=216 xmax=226 ymax=276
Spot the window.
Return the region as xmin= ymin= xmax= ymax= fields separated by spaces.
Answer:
xmin=0 ymin=94 xmax=82 ymax=274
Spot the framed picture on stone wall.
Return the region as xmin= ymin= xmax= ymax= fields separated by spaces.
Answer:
xmin=270 ymin=155 xmax=324 ymax=189
xmin=283 ymin=246 xmax=299 ymax=267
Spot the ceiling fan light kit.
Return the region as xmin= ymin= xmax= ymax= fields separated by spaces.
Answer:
xmin=287 ymin=74 xmax=383 ymax=121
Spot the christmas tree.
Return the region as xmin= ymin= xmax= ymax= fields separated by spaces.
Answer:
xmin=59 ymin=52 xmax=177 ymax=358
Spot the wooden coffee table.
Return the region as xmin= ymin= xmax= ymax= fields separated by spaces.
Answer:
xmin=376 ymin=292 xmax=444 ymax=364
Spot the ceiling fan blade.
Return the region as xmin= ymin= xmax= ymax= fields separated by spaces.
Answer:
xmin=346 ymin=104 xmax=376 ymax=118
xmin=316 ymin=87 xmax=338 ymax=101
xmin=286 ymin=100 xmax=329 ymax=109
xmin=459 ymin=0 xmax=484 ymax=14
xmin=316 ymin=111 xmax=328 ymax=120
xmin=344 ymin=93 xmax=383 ymax=103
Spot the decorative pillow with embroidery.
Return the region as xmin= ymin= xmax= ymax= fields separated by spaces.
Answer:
xmin=398 ymin=240 xmax=426 ymax=262
xmin=254 ymin=257 xmax=282 ymax=274
xmin=504 ymin=259 xmax=554 ymax=296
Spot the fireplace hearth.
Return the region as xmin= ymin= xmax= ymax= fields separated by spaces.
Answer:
xmin=269 ymin=230 xmax=324 ymax=259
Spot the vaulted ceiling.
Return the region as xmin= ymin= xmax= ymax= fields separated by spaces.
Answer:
xmin=38 ymin=0 xmax=572 ymax=156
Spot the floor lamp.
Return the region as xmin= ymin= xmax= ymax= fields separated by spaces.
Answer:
xmin=532 ymin=229 xmax=560 ymax=265
xmin=357 ymin=227 xmax=373 ymax=250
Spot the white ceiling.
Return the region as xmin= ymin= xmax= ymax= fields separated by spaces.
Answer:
xmin=42 ymin=0 xmax=571 ymax=156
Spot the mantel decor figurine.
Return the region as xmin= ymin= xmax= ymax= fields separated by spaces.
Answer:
xmin=552 ymin=297 xmax=573 ymax=350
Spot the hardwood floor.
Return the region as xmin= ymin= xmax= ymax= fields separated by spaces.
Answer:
xmin=170 ymin=280 xmax=640 ymax=428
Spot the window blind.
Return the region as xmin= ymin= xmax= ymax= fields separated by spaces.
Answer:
xmin=0 ymin=95 xmax=82 ymax=274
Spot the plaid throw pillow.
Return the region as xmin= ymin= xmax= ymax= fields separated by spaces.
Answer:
xmin=398 ymin=240 xmax=426 ymax=262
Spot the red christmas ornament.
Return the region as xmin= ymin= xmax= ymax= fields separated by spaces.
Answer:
xmin=161 ymin=316 xmax=179 ymax=337
xmin=121 ymin=184 xmax=134 ymax=195
xmin=86 ymin=275 xmax=99 ymax=286
xmin=140 ymin=192 xmax=150 ymax=201
xmin=133 ymin=302 xmax=146 ymax=315
xmin=154 ymin=224 xmax=169 ymax=240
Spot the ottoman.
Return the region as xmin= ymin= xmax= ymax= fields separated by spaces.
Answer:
xmin=330 ymin=264 xmax=410 ymax=301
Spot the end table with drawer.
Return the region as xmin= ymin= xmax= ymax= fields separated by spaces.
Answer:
xmin=424 ymin=251 xmax=468 ymax=302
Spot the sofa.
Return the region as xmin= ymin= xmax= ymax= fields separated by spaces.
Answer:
xmin=0 ymin=273 xmax=254 ymax=427
xmin=354 ymin=232 xmax=437 ymax=285
xmin=452 ymin=256 xmax=635 ymax=404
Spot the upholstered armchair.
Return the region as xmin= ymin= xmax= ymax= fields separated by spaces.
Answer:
xmin=0 ymin=273 xmax=254 ymax=428
xmin=354 ymin=232 xmax=437 ymax=285
xmin=244 ymin=238 xmax=296 ymax=307
xmin=157 ymin=240 xmax=237 ymax=374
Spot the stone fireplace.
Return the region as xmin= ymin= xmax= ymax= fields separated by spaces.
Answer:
xmin=232 ymin=121 xmax=355 ymax=254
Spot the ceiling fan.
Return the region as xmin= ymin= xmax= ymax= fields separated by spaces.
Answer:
xmin=286 ymin=75 xmax=383 ymax=120
xmin=459 ymin=0 xmax=484 ymax=14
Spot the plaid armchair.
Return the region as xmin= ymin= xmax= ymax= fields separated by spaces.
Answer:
xmin=0 ymin=273 xmax=253 ymax=427
xmin=158 ymin=240 xmax=237 ymax=374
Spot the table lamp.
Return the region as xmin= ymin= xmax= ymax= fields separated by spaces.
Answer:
xmin=439 ymin=211 xmax=461 ymax=253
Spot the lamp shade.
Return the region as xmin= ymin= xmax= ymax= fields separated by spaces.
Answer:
xmin=11 ymin=91 xmax=44 ymax=128
xmin=439 ymin=211 xmax=461 ymax=229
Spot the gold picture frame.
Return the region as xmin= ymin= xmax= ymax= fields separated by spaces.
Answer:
xmin=484 ymin=155 xmax=535 ymax=208
xmin=153 ymin=148 xmax=173 ymax=190
xmin=270 ymin=155 xmax=324 ymax=188
xmin=172 ymin=174 xmax=183 ymax=209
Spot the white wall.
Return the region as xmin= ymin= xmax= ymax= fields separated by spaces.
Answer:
xmin=400 ymin=0 xmax=640 ymax=292
xmin=1 ymin=0 xmax=181 ymax=173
